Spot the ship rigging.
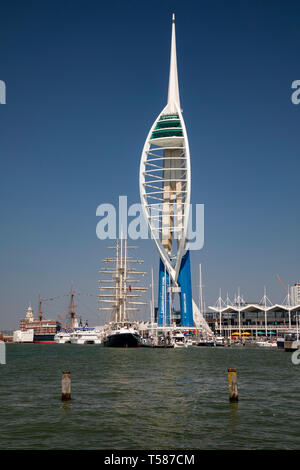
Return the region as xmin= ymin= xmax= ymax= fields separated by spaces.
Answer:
xmin=98 ymin=238 xmax=148 ymax=347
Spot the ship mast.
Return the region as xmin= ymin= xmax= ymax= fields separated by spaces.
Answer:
xmin=98 ymin=239 xmax=147 ymax=324
xmin=39 ymin=294 xmax=43 ymax=322
xmin=70 ymin=282 xmax=75 ymax=329
xmin=38 ymin=293 xmax=43 ymax=333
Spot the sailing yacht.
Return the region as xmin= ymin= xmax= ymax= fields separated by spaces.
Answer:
xmin=98 ymin=239 xmax=148 ymax=347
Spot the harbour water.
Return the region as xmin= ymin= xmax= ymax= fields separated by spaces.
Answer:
xmin=1 ymin=344 xmax=300 ymax=450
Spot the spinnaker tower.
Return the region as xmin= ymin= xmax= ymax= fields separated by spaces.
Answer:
xmin=140 ymin=14 xmax=210 ymax=331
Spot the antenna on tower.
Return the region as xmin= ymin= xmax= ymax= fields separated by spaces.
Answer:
xmin=166 ymin=12 xmax=181 ymax=114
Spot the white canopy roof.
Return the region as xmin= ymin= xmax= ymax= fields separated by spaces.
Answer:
xmin=208 ymin=303 xmax=300 ymax=314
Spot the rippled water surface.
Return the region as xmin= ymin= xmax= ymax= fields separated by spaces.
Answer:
xmin=1 ymin=344 xmax=300 ymax=450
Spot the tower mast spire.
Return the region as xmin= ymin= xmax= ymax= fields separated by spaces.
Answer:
xmin=166 ymin=13 xmax=181 ymax=114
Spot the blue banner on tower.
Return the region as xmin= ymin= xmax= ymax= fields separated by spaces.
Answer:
xmin=178 ymin=251 xmax=194 ymax=327
xmin=158 ymin=259 xmax=170 ymax=326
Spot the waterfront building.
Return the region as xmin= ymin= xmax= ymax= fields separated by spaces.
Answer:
xmin=207 ymin=292 xmax=300 ymax=336
xmin=291 ymin=283 xmax=300 ymax=306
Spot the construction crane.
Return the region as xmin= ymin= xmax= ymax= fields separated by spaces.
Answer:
xmin=58 ymin=314 xmax=68 ymax=329
xmin=68 ymin=283 xmax=76 ymax=330
xmin=275 ymin=274 xmax=288 ymax=293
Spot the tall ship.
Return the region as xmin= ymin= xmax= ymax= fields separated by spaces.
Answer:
xmin=98 ymin=239 xmax=147 ymax=347
xmin=15 ymin=300 xmax=60 ymax=343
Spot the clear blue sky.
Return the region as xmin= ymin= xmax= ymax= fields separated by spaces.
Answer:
xmin=0 ymin=0 xmax=299 ymax=329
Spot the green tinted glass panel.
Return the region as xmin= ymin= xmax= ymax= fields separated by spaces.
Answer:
xmin=160 ymin=114 xmax=179 ymax=120
xmin=155 ymin=120 xmax=181 ymax=130
xmin=151 ymin=129 xmax=183 ymax=139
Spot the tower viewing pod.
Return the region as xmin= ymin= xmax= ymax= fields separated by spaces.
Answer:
xmin=140 ymin=15 xmax=198 ymax=328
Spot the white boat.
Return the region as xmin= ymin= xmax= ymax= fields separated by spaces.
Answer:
xmin=287 ymin=340 xmax=300 ymax=351
xmin=284 ymin=331 xmax=300 ymax=351
xmin=215 ymin=336 xmax=226 ymax=347
xmin=13 ymin=329 xmax=34 ymax=343
xmin=185 ymin=338 xmax=197 ymax=347
xmin=70 ymin=328 xmax=102 ymax=345
xmin=172 ymin=332 xmax=187 ymax=348
xmin=256 ymin=340 xmax=277 ymax=347
xmin=197 ymin=335 xmax=215 ymax=347
xmin=54 ymin=330 xmax=72 ymax=344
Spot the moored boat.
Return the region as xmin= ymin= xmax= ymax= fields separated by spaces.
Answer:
xmin=13 ymin=303 xmax=60 ymax=344
xmin=104 ymin=323 xmax=143 ymax=347
xmin=172 ymin=332 xmax=187 ymax=348
xmin=215 ymin=336 xmax=226 ymax=347
xmin=277 ymin=336 xmax=285 ymax=350
xmin=13 ymin=328 xmax=34 ymax=343
xmin=54 ymin=330 xmax=72 ymax=344
xmin=185 ymin=338 xmax=197 ymax=347
xmin=70 ymin=327 xmax=102 ymax=345
xmin=197 ymin=336 xmax=215 ymax=347
xmin=284 ymin=331 xmax=300 ymax=352
xmin=99 ymin=239 xmax=147 ymax=348
xmin=33 ymin=332 xmax=56 ymax=343
xmin=256 ymin=340 xmax=277 ymax=347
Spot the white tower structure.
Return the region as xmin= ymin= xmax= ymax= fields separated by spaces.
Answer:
xmin=25 ymin=303 xmax=34 ymax=322
xmin=140 ymin=14 xmax=190 ymax=284
xmin=139 ymin=15 xmax=211 ymax=333
xmin=291 ymin=283 xmax=300 ymax=306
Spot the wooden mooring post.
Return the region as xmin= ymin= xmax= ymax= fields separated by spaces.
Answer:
xmin=62 ymin=371 xmax=71 ymax=401
xmin=227 ymin=368 xmax=238 ymax=402
xmin=0 ymin=342 xmax=6 ymax=365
